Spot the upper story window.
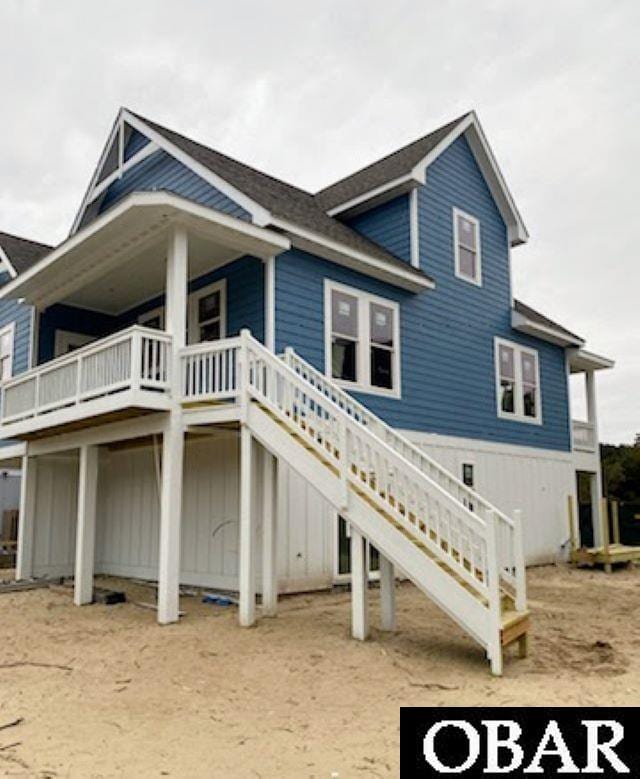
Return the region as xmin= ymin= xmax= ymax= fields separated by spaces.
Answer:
xmin=495 ymin=337 xmax=541 ymax=424
xmin=325 ymin=280 xmax=400 ymax=397
xmin=0 ymin=324 xmax=14 ymax=382
xmin=453 ymin=208 xmax=482 ymax=286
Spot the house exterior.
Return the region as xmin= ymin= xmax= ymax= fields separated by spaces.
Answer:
xmin=0 ymin=108 xmax=613 ymax=673
xmin=0 ymin=232 xmax=52 ymax=544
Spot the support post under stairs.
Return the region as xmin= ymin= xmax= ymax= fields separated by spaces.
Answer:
xmin=350 ymin=527 xmax=369 ymax=641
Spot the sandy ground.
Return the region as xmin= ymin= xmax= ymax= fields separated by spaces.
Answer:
xmin=0 ymin=564 xmax=639 ymax=778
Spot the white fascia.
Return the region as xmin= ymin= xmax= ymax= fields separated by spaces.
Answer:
xmin=511 ymin=309 xmax=584 ymax=348
xmin=411 ymin=112 xmax=529 ymax=247
xmin=122 ymin=110 xmax=272 ymax=227
xmin=269 ymin=217 xmax=434 ymax=293
xmin=326 ymin=173 xmax=423 ymax=218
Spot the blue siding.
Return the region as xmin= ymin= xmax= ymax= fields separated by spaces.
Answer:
xmin=98 ymin=149 xmax=251 ymax=221
xmin=37 ymin=257 xmax=265 ymax=363
xmin=38 ymin=305 xmax=117 ymax=364
xmin=119 ymin=255 xmax=264 ymax=341
xmin=275 ymin=135 xmax=571 ymax=452
xmin=0 ymin=299 xmax=31 ymax=376
xmin=124 ymin=129 xmax=150 ymax=161
xmin=345 ymin=194 xmax=411 ymax=263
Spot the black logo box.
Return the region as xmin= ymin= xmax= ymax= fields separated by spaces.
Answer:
xmin=401 ymin=707 xmax=639 ymax=777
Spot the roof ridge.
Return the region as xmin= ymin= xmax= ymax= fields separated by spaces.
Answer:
xmin=127 ymin=110 xmax=316 ymax=200
xmin=314 ymin=112 xmax=471 ymax=200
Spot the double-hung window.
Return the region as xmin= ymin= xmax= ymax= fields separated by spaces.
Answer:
xmin=0 ymin=324 xmax=14 ymax=382
xmin=495 ymin=337 xmax=541 ymax=423
xmin=325 ymin=281 xmax=400 ymax=397
xmin=453 ymin=207 xmax=482 ymax=285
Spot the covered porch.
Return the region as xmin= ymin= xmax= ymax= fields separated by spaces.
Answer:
xmin=567 ymin=348 xmax=616 ymax=557
xmin=0 ymin=190 xmax=289 ymax=442
xmin=0 ymin=190 xmax=291 ymax=626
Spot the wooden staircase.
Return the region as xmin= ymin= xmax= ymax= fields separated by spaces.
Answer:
xmin=250 ymin=391 xmax=529 ymax=674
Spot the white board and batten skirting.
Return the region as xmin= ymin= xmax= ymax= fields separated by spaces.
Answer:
xmin=29 ymin=428 xmax=576 ymax=589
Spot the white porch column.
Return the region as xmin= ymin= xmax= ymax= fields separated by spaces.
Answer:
xmin=350 ymin=527 xmax=369 ymax=640
xmin=379 ymin=554 xmax=396 ymax=632
xmin=157 ymin=225 xmax=188 ymax=625
xmin=264 ymin=254 xmax=276 ymax=352
xmin=239 ymin=425 xmax=256 ymax=626
xmin=74 ymin=444 xmax=99 ymax=606
xmin=16 ymin=454 xmax=37 ymax=580
xmin=261 ymin=450 xmax=278 ymax=616
xmin=585 ymin=370 xmax=604 ymax=547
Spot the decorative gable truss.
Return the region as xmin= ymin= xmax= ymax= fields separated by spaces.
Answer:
xmin=71 ymin=108 xmax=270 ymax=235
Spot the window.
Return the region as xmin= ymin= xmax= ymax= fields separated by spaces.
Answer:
xmin=335 ymin=515 xmax=380 ymax=578
xmin=53 ymin=330 xmax=94 ymax=358
xmin=325 ymin=281 xmax=400 ymax=397
xmin=188 ymin=280 xmax=226 ymax=345
xmin=495 ymin=338 xmax=541 ymax=423
xmin=138 ymin=306 xmax=164 ymax=330
xmin=462 ymin=463 xmax=474 ymax=488
xmin=453 ymin=208 xmax=482 ymax=285
xmin=0 ymin=324 xmax=13 ymax=381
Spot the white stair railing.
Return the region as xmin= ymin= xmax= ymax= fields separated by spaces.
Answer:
xmin=282 ymin=346 xmax=526 ymax=611
xmin=241 ymin=332 xmax=498 ymax=607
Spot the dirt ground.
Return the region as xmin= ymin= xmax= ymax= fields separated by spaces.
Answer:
xmin=0 ymin=564 xmax=638 ymax=778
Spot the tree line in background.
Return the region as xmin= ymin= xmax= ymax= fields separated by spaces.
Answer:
xmin=601 ymin=434 xmax=640 ymax=501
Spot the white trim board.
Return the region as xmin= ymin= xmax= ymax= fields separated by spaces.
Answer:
xmin=271 ymin=217 xmax=433 ymax=293
xmin=400 ymin=428 xmax=573 ymax=463
xmin=0 ymin=245 xmax=17 ymax=279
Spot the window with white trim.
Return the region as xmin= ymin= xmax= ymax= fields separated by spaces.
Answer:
xmin=325 ymin=281 xmax=400 ymax=396
xmin=453 ymin=208 xmax=482 ymax=285
xmin=0 ymin=324 xmax=14 ymax=382
xmin=495 ymin=338 xmax=541 ymax=423
xmin=188 ymin=280 xmax=226 ymax=344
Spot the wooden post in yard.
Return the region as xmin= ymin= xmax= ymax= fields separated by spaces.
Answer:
xmin=611 ymin=500 xmax=621 ymax=546
xmin=600 ymin=498 xmax=612 ymax=573
xmin=567 ymin=495 xmax=578 ymax=561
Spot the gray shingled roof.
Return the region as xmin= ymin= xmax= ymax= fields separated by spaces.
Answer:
xmin=0 ymin=231 xmax=52 ymax=275
xmin=314 ymin=114 xmax=469 ymax=212
xmin=513 ymin=299 xmax=584 ymax=344
xmin=130 ymin=112 xmax=432 ymax=282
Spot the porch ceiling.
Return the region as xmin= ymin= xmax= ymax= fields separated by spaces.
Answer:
xmin=0 ymin=191 xmax=290 ymax=314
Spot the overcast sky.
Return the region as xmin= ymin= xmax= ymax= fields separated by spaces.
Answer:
xmin=1 ymin=0 xmax=638 ymax=443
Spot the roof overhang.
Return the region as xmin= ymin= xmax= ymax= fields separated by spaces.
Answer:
xmin=412 ymin=112 xmax=528 ymax=247
xmin=324 ymin=112 xmax=529 ymax=247
xmin=269 ymin=217 xmax=434 ymax=293
xmin=511 ymin=308 xmax=585 ymax=347
xmin=569 ymin=348 xmax=615 ymax=373
xmin=327 ymin=173 xmax=422 ymax=219
xmin=0 ymin=191 xmax=291 ymax=311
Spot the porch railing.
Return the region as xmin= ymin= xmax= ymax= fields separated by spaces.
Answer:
xmin=1 ymin=326 xmax=172 ymax=424
xmin=572 ymin=420 xmax=597 ymax=453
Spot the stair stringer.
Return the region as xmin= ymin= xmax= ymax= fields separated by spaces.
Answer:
xmin=247 ymin=403 xmax=495 ymax=653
